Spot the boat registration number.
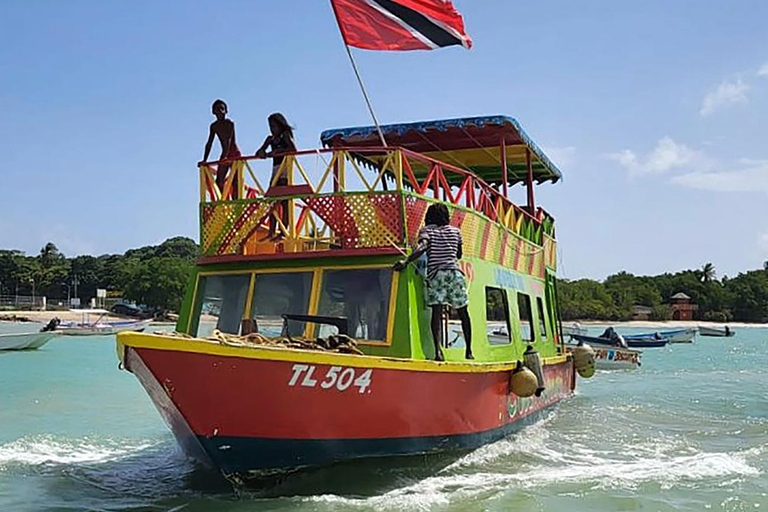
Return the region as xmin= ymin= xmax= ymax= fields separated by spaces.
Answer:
xmin=288 ymin=364 xmax=373 ymax=394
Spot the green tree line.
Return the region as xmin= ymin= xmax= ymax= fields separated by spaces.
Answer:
xmin=557 ymin=262 xmax=768 ymax=323
xmin=0 ymin=237 xmax=197 ymax=312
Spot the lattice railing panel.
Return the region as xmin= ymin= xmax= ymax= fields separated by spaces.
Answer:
xmin=201 ymin=201 xmax=273 ymax=256
xmin=304 ymin=193 xmax=403 ymax=249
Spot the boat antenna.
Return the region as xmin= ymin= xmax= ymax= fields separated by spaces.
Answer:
xmin=330 ymin=3 xmax=388 ymax=147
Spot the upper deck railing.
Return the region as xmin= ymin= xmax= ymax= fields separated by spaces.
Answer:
xmin=197 ymin=147 xmax=557 ymax=274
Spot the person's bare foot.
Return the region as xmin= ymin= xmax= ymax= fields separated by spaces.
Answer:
xmin=434 ymin=350 xmax=445 ymax=362
xmin=465 ymin=351 xmax=475 ymax=360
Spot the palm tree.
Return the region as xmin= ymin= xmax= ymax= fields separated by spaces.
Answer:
xmin=701 ymin=263 xmax=716 ymax=283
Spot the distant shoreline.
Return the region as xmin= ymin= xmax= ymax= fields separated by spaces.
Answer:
xmin=2 ymin=311 xmax=764 ymax=330
xmin=0 ymin=310 xmax=140 ymax=323
xmin=564 ymin=319 xmax=768 ymax=329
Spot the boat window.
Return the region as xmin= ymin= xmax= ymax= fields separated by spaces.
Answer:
xmin=536 ymin=297 xmax=548 ymax=339
xmin=517 ymin=293 xmax=533 ymax=343
xmin=316 ymin=268 xmax=393 ymax=341
xmin=485 ymin=287 xmax=511 ymax=345
xmin=192 ymin=274 xmax=251 ymax=337
xmin=250 ymin=272 xmax=313 ymax=337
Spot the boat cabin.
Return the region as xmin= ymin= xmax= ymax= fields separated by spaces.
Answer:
xmin=183 ymin=115 xmax=563 ymax=362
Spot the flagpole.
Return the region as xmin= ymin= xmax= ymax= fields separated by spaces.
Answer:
xmin=343 ymin=44 xmax=388 ymax=147
xmin=329 ymin=0 xmax=387 ymax=147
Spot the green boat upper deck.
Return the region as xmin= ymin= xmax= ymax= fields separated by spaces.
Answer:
xmin=183 ymin=115 xmax=564 ymax=363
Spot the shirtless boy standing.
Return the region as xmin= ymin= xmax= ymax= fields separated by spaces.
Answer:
xmin=201 ymin=99 xmax=241 ymax=198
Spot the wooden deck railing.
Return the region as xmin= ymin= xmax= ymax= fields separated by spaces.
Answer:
xmin=198 ymin=147 xmax=556 ymax=270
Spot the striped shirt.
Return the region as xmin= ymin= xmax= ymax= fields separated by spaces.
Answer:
xmin=418 ymin=224 xmax=463 ymax=279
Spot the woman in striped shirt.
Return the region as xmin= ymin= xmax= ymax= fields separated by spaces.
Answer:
xmin=394 ymin=203 xmax=473 ymax=361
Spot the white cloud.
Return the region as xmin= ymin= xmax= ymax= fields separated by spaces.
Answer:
xmin=758 ymin=63 xmax=768 ymax=77
xmin=700 ymin=78 xmax=749 ymax=116
xmin=542 ymin=146 xmax=576 ymax=169
xmin=670 ymin=159 xmax=768 ymax=194
xmin=606 ymin=137 xmax=708 ymax=175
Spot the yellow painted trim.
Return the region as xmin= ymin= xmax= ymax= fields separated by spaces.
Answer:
xmin=385 ymin=271 xmax=399 ymax=343
xmin=198 ymin=269 xmax=254 ymax=277
xmin=316 ymin=152 xmax=336 ymax=191
xmin=243 ymin=273 xmax=256 ymax=320
xmin=199 ymin=167 xmax=205 ymax=203
xmin=118 ymin=332 xmax=568 ymax=373
xmin=185 ymin=275 xmax=203 ymax=334
xmin=306 ymin=269 xmax=322 ymax=337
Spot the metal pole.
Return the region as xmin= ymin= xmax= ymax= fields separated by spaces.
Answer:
xmin=343 ymin=45 xmax=387 ymax=147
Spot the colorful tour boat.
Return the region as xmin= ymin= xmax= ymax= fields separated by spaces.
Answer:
xmin=116 ymin=115 xmax=586 ymax=483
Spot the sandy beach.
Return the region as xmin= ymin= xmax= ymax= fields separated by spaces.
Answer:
xmin=0 ymin=310 xmax=137 ymax=324
xmin=2 ymin=310 xmax=764 ymax=330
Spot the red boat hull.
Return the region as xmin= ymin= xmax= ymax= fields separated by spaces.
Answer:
xmin=120 ymin=334 xmax=574 ymax=481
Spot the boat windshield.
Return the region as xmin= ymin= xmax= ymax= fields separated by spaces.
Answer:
xmin=190 ymin=267 xmax=393 ymax=341
xmin=193 ymin=274 xmax=251 ymax=337
xmin=250 ymin=272 xmax=313 ymax=336
xmin=317 ymin=268 xmax=392 ymax=341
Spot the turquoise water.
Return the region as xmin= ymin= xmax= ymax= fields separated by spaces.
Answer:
xmin=1 ymin=323 xmax=766 ymax=511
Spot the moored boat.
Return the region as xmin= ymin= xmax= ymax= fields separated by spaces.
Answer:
xmin=566 ymin=343 xmax=640 ymax=370
xmin=625 ymin=327 xmax=696 ymax=344
xmin=0 ymin=331 xmax=60 ymax=350
xmin=562 ymin=322 xmax=588 ymax=337
xmin=699 ymin=325 xmax=735 ymax=337
xmin=59 ymin=309 xmax=151 ymax=336
xmin=571 ymin=333 xmax=668 ymax=349
xmin=117 ymin=115 xmax=587 ymax=483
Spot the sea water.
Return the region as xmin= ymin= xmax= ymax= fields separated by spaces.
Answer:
xmin=0 ymin=323 xmax=766 ymax=511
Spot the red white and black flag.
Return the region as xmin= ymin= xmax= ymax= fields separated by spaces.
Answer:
xmin=330 ymin=0 xmax=472 ymax=51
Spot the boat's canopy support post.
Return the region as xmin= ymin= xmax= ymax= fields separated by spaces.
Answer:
xmin=500 ymin=137 xmax=508 ymax=199
xmin=525 ymin=148 xmax=535 ymax=214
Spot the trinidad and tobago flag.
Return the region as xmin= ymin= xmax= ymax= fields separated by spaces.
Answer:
xmin=330 ymin=0 xmax=472 ymax=51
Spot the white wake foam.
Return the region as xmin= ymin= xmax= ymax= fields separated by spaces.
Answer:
xmin=301 ymin=445 xmax=760 ymax=510
xmin=0 ymin=435 xmax=153 ymax=467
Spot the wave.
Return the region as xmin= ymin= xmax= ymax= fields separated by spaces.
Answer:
xmin=296 ymin=426 xmax=761 ymax=511
xmin=0 ymin=435 xmax=154 ymax=467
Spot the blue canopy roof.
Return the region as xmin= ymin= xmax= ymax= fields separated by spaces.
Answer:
xmin=320 ymin=115 xmax=562 ymax=185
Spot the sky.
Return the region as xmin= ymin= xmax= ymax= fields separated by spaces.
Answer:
xmin=1 ymin=0 xmax=766 ymax=280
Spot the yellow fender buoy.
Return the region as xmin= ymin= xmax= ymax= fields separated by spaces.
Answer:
xmin=572 ymin=342 xmax=596 ymax=378
xmin=509 ymin=361 xmax=538 ymax=398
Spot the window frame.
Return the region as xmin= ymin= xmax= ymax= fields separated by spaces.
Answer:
xmin=187 ymin=265 xmax=399 ymax=345
xmin=485 ymin=286 xmax=512 ymax=345
xmin=536 ymin=296 xmax=549 ymax=341
xmin=315 ymin=265 xmax=399 ymax=345
xmin=516 ymin=291 xmax=535 ymax=344
xmin=189 ymin=270 xmax=254 ymax=337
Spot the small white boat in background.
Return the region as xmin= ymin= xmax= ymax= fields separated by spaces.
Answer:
xmin=579 ymin=345 xmax=642 ymax=370
xmin=58 ymin=309 xmax=152 ymax=336
xmin=562 ymin=322 xmax=588 ymax=337
xmin=699 ymin=325 xmax=735 ymax=338
xmin=662 ymin=327 xmax=697 ymax=343
xmin=626 ymin=327 xmax=697 ymax=344
xmin=0 ymin=331 xmax=60 ymax=350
